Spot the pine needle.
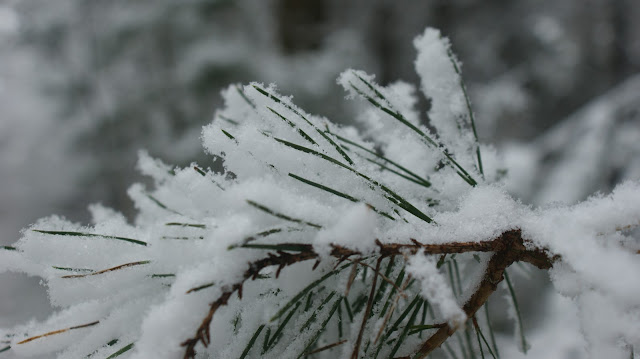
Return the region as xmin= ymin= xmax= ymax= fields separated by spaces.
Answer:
xmin=268 ymin=107 xmax=318 ymax=145
xmin=305 ymin=339 xmax=347 ymax=356
xmin=388 ymin=298 xmax=424 ymax=358
xmin=236 ymin=84 xmax=256 ymax=109
xmin=504 ymin=271 xmax=528 ymax=353
xmin=343 ymin=296 xmax=354 ymax=322
xmin=17 ymin=321 xmax=99 ymax=344
xmin=239 ymin=324 xmax=265 ymax=359
xmin=252 ymin=85 xmax=354 ymax=165
xmin=146 ymin=194 xmax=182 ymax=215
xmin=239 ymin=243 xmax=312 ymax=252
xmin=32 ymin=230 xmax=147 ymax=246
xmin=473 ymin=317 xmax=497 ymax=359
xmin=484 ymin=303 xmax=500 ymax=358
xmin=288 ymin=173 xmax=396 ymax=220
xmin=269 ymin=134 xmax=429 ymax=222
xmin=374 ymin=294 xmax=421 ymax=358
xmin=165 ymin=222 xmax=206 ymax=229
xmin=52 ymin=266 xmax=94 ymax=272
xmin=266 ymin=301 xmax=301 ymax=349
xmin=348 ymin=74 xmax=477 ymax=186
xmin=61 ymin=260 xmax=150 ymax=279
xmin=150 ymin=274 xmax=175 ymax=278
xmin=446 ymin=48 xmax=483 ymax=177
xmin=217 ymin=114 xmax=240 ymax=126
xmin=332 ymin=133 xmax=431 ymax=187
xmin=408 ymin=323 xmax=446 ymax=336
xmin=105 ymin=342 xmax=134 ymax=359
xmin=299 ymin=296 xmax=342 ymax=357
xmin=246 ymin=200 xmax=322 ymax=228
xmin=271 ymin=263 xmax=351 ymax=322
xmin=186 ymin=282 xmax=215 ymax=294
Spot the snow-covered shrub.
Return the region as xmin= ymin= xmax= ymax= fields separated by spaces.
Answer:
xmin=1 ymin=27 xmax=639 ymax=359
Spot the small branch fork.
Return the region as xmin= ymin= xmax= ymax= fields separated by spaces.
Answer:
xmin=181 ymin=230 xmax=554 ymax=359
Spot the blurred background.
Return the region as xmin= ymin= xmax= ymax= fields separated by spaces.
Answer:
xmin=1 ymin=0 xmax=639 ymax=356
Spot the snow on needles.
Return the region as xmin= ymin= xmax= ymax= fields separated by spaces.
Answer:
xmin=406 ymin=254 xmax=466 ymax=329
xmin=0 ymin=26 xmax=639 ymax=359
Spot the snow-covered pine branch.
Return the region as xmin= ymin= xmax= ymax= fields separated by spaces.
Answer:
xmin=1 ymin=27 xmax=639 ymax=359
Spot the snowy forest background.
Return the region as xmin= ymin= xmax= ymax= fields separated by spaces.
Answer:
xmin=0 ymin=0 xmax=639 ymax=357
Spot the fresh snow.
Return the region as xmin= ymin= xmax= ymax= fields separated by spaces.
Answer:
xmin=0 ymin=27 xmax=638 ymax=359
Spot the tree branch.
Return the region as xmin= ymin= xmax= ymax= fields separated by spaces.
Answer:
xmin=181 ymin=230 xmax=554 ymax=358
xmin=412 ymin=230 xmax=539 ymax=358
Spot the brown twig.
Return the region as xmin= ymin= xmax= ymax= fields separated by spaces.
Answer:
xmin=181 ymin=230 xmax=555 ymax=358
xmin=351 ymin=257 xmax=383 ymax=359
xmin=412 ymin=230 xmax=541 ymax=358
xmin=181 ymin=250 xmax=319 ymax=358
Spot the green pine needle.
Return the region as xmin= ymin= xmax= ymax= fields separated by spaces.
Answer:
xmin=288 ymin=172 xmax=396 ymax=221
xmin=298 ymin=296 xmax=342 ymax=357
xmin=239 ymin=324 xmax=265 ymax=359
xmin=446 ymin=48 xmax=484 ymax=177
xmin=343 ymin=296 xmax=354 ymax=322
xmin=246 ymin=200 xmax=322 ymax=228
xmin=267 ymin=107 xmax=318 ymax=146
xmin=229 ymin=227 xmax=303 ymax=250
xmin=150 ymin=274 xmax=175 ymax=278
xmin=105 ymin=342 xmax=134 ymax=359
xmin=388 ymin=298 xmax=424 ymax=359
xmin=408 ymin=323 xmax=442 ymax=336
xmin=218 ymin=115 xmax=240 ymax=126
xmin=373 ymin=256 xmax=396 ymax=304
xmin=165 ymin=222 xmax=206 ymax=228
xmin=32 ymin=230 xmax=147 ymax=246
xmin=146 ymin=194 xmax=182 ymax=215
xmin=239 ymin=243 xmax=312 ymax=252
xmin=186 ymin=282 xmax=215 ymax=294
xmin=270 ymin=134 xmax=430 ymax=223
xmin=221 ymin=129 xmax=237 ymax=141
xmin=364 ymin=156 xmax=433 ymax=189
xmin=236 ymin=84 xmax=256 ymax=109
xmin=287 ymin=173 xmax=357 ymax=202
xmin=251 ymin=85 xmax=354 ymax=165
xmin=266 ymin=301 xmax=301 ymax=349
xmin=379 ymin=268 xmax=405 ymax=318
xmin=504 ymin=271 xmax=528 ymax=353
xmin=300 ymin=291 xmax=336 ymax=331
xmin=160 ymin=236 xmax=204 ymax=240
xmin=192 ymin=166 xmax=226 ymax=190
xmin=271 ymin=263 xmax=351 ymax=322
xmin=484 ymin=304 xmax=500 ymax=358
xmin=348 ymin=74 xmax=478 ymax=187
xmin=374 ymin=294 xmax=421 ymax=359
xmin=474 ymin=319 xmax=497 ymax=359
xmin=262 ymin=327 xmax=271 ymax=354
xmin=331 ymin=133 xmax=432 ymax=187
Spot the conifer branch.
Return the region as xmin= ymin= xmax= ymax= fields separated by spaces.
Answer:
xmin=412 ymin=230 xmax=543 ymax=358
xmin=181 ymin=230 xmax=554 ymax=358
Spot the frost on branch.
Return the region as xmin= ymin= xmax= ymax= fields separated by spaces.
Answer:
xmin=0 ymin=27 xmax=639 ymax=359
